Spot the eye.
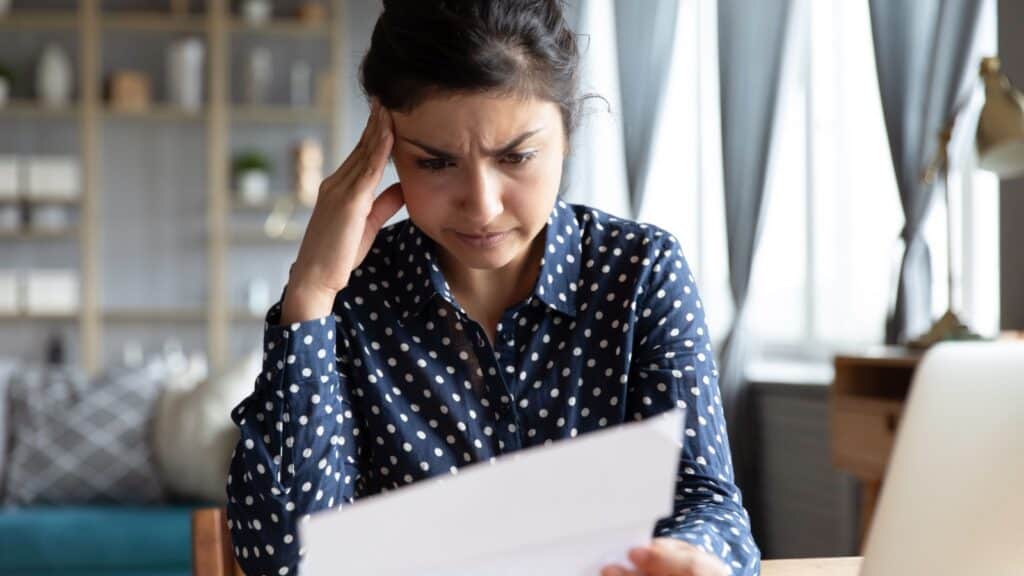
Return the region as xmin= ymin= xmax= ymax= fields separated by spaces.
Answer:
xmin=416 ymin=158 xmax=455 ymax=172
xmin=501 ymin=151 xmax=537 ymax=166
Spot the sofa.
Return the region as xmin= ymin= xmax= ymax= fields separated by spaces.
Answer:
xmin=0 ymin=351 xmax=258 ymax=576
xmin=0 ymin=505 xmax=194 ymax=576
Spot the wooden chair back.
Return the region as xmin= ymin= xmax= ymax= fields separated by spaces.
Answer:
xmin=192 ymin=507 xmax=245 ymax=576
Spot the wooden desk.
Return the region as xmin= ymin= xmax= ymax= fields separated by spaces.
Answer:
xmin=830 ymin=348 xmax=922 ymax=548
xmin=762 ymin=557 xmax=862 ymax=576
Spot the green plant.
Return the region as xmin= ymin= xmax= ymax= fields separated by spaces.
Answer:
xmin=0 ymin=63 xmax=13 ymax=83
xmin=232 ymin=151 xmax=271 ymax=175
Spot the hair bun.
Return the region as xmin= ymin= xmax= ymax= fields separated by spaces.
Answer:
xmin=362 ymin=0 xmax=580 ymax=134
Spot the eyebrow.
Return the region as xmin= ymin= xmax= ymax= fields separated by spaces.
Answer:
xmin=400 ymin=128 xmax=544 ymax=158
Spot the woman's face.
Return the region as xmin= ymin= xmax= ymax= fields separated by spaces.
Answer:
xmin=390 ymin=92 xmax=567 ymax=273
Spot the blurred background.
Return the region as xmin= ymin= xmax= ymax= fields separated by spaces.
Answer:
xmin=0 ymin=0 xmax=1022 ymax=574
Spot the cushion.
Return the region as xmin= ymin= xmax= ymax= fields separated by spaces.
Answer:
xmin=3 ymin=365 xmax=165 ymax=506
xmin=153 ymin=350 xmax=260 ymax=503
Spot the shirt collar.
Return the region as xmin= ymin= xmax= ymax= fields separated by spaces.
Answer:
xmin=390 ymin=200 xmax=582 ymax=320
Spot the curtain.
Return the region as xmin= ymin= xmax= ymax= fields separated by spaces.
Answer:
xmin=716 ymin=0 xmax=794 ymax=496
xmin=561 ymin=0 xmax=631 ymax=218
xmin=614 ymin=0 xmax=680 ymax=216
xmin=562 ymin=0 xmax=679 ymax=218
xmin=869 ymin=0 xmax=986 ymax=344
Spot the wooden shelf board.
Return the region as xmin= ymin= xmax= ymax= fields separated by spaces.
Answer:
xmin=0 ymin=100 xmax=80 ymax=119
xmin=230 ymin=105 xmax=329 ymax=124
xmin=0 ymin=12 xmax=79 ymax=30
xmin=0 ymin=195 xmax=80 ymax=205
xmin=0 ymin=228 xmax=78 ymax=240
xmin=0 ymin=311 xmax=79 ymax=321
xmin=103 ymin=105 xmax=207 ymax=121
xmin=101 ymin=12 xmax=206 ymax=32
xmin=229 ymin=18 xmax=327 ymax=37
xmin=103 ymin=307 xmax=206 ymax=322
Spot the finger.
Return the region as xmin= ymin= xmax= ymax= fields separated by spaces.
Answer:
xmin=635 ymin=543 xmax=731 ymax=576
xmin=356 ymin=183 xmax=403 ymax=261
xmin=326 ymin=101 xmax=381 ymax=183
xmin=352 ymin=108 xmax=394 ymax=190
xmin=652 ymin=537 xmax=693 ymax=553
xmin=366 ymin=182 xmax=405 ymax=231
xmin=628 ymin=545 xmax=692 ymax=576
xmin=321 ymin=117 xmax=384 ymax=200
xmin=369 ymin=108 xmax=394 ymax=170
xmin=357 ymin=99 xmax=380 ymax=148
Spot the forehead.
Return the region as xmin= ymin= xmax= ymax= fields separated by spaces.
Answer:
xmin=392 ymin=92 xmax=562 ymax=145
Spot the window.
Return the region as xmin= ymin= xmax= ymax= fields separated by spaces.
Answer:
xmin=745 ymin=0 xmax=1000 ymax=359
xmin=599 ymin=0 xmax=999 ymax=359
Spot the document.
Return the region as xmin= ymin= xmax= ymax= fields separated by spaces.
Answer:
xmin=300 ymin=407 xmax=683 ymax=576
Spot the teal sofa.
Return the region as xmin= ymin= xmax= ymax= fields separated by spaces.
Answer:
xmin=0 ymin=505 xmax=193 ymax=576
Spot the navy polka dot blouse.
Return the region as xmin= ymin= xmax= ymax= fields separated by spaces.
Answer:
xmin=226 ymin=201 xmax=760 ymax=576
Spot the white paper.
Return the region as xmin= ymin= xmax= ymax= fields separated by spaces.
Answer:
xmin=300 ymin=407 xmax=684 ymax=576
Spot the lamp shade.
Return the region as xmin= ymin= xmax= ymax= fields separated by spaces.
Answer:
xmin=977 ymin=57 xmax=1024 ymax=178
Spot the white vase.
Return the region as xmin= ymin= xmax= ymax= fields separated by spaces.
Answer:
xmin=167 ymin=38 xmax=204 ymax=111
xmin=237 ymin=170 xmax=270 ymax=206
xmin=290 ymin=60 xmax=312 ymax=107
xmin=241 ymin=0 xmax=272 ymax=24
xmin=36 ymin=44 xmax=72 ymax=108
xmin=246 ymin=48 xmax=272 ymax=105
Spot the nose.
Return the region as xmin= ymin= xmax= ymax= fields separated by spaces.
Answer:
xmin=459 ymin=165 xmax=503 ymax=228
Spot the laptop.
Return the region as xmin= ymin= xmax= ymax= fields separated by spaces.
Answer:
xmin=859 ymin=341 xmax=1024 ymax=576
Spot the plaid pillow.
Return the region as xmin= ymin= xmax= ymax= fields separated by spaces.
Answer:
xmin=2 ymin=366 xmax=165 ymax=506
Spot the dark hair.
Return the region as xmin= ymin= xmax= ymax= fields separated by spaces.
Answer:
xmin=360 ymin=0 xmax=582 ymax=138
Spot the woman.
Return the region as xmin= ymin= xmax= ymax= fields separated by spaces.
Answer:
xmin=226 ymin=1 xmax=760 ymax=575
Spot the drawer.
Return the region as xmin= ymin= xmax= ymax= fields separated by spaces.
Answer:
xmin=830 ymin=396 xmax=903 ymax=479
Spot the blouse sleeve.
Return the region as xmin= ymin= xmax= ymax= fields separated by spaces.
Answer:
xmin=225 ymin=289 xmax=370 ymax=576
xmin=626 ymin=235 xmax=761 ymax=576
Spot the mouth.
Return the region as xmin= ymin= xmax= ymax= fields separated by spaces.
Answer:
xmin=453 ymin=229 xmax=512 ymax=249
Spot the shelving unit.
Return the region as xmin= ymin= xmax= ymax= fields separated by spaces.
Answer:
xmin=0 ymin=0 xmax=345 ymax=373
